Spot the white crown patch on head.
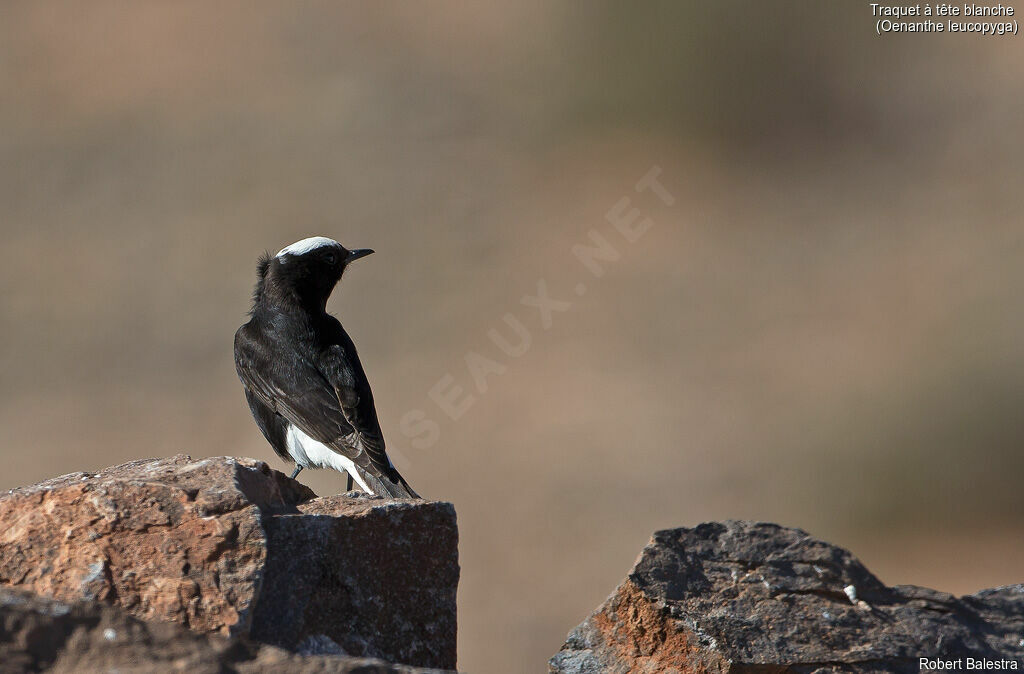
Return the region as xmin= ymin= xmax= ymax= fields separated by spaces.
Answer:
xmin=276 ymin=236 xmax=341 ymax=259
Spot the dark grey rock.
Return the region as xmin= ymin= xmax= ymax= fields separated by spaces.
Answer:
xmin=550 ymin=521 xmax=1024 ymax=673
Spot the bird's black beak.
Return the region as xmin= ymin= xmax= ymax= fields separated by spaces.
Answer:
xmin=346 ymin=249 xmax=374 ymax=263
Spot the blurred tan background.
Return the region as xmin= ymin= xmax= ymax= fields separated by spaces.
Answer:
xmin=2 ymin=2 xmax=1023 ymax=671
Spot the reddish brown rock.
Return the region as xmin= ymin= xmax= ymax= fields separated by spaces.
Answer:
xmin=0 ymin=586 xmax=443 ymax=673
xmin=550 ymin=521 xmax=1024 ymax=673
xmin=0 ymin=455 xmax=458 ymax=670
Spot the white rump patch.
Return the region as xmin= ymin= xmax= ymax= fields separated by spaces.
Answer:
xmin=285 ymin=423 xmax=372 ymax=492
xmin=276 ymin=236 xmax=341 ymax=259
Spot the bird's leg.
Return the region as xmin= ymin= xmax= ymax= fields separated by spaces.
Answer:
xmin=290 ymin=465 xmax=303 ymax=480
xmin=346 ymin=473 xmax=354 ymax=491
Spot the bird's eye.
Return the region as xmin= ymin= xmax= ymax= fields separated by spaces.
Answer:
xmin=323 ymin=252 xmax=338 ymax=265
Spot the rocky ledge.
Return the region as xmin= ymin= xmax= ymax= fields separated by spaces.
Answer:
xmin=550 ymin=521 xmax=1024 ymax=673
xmin=0 ymin=455 xmax=458 ymax=670
xmin=0 ymin=586 xmax=439 ymax=673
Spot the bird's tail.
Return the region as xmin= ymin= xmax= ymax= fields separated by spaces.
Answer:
xmin=361 ymin=467 xmax=420 ymax=499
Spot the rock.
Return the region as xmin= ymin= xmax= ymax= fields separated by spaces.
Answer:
xmin=0 ymin=455 xmax=458 ymax=670
xmin=252 ymin=493 xmax=459 ymax=667
xmin=0 ymin=586 xmax=442 ymax=673
xmin=549 ymin=521 xmax=1024 ymax=673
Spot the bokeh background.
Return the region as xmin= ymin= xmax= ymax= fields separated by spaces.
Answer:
xmin=3 ymin=2 xmax=1023 ymax=671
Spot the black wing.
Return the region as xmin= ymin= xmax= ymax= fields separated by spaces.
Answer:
xmin=234 ymin=320 xmax=410 ymax=492
xmin=314 ymin=342 xmax=393 ymax=475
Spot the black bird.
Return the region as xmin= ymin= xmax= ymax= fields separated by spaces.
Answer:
xmin=234 ymin=236 xmax=419 ymax=498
